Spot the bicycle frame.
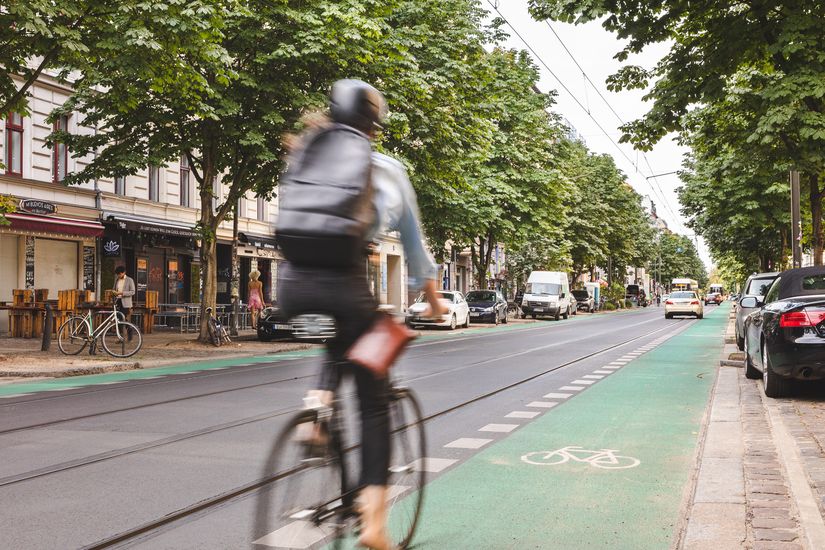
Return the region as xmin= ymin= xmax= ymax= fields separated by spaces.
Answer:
xmin=70 ymin=304 xmax=128 ymax=343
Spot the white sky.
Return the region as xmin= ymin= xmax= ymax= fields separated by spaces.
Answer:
xmin=483 ymin=1 xmax=712 ymax=268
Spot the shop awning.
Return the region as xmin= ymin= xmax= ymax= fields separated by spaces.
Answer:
xmin=238 ymin=232 xmax=278 ymax=250
xmin=103 ymin=212 xmax=198 ymax=238
xmin=6 ymin=212 xmax=104 ymax=237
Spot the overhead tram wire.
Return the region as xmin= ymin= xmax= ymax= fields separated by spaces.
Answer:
xmin=484 ymin=1 xmax=642 ymax=176
xmin=542 ymin=20 xmax=681 ymax=222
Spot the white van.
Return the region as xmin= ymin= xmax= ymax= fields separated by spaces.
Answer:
xmin=521 ymin=271 xmax=575 ymax=320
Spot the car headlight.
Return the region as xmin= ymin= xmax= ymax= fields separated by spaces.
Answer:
xmin=483 ymin=307 xmax=494 ymax=313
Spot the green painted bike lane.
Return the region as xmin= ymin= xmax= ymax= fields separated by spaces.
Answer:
xmin=0 ymin=308 xmax=644 ymax=397
xmin=402 ymin=306 xmax=728 ymax=549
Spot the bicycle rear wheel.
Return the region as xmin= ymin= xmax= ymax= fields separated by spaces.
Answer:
xmin=100 ymin=322 xmax=142 ymax=358
xmin=57 ymin=317 xmax=89 ymax=355
xmin=386 ymin=387 xmax=427 ymax=549
xmin=253 ymin=410 xmax=348 ymax=550
xmin=207 ymin=317 xmax=222 ymax=347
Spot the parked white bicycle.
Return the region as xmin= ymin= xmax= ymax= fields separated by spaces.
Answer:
xmin=522 ymin=446 xmax=640 ymax=470
xmin=57 ymin=300 xmax=142 ymax=358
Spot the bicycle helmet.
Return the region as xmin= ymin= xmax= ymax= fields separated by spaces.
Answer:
xmin=329 ymin=79 xmax=387 ymax=133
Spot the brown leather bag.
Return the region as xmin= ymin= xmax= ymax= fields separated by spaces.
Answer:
xmin=346 ymin=313 xmax=416 ymax=378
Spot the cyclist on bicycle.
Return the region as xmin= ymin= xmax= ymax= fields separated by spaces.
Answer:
xmin=277 ymin=79 xmax=445 ymax=550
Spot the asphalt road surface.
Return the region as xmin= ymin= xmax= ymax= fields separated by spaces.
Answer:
xmin=0 ymin=305 xmax=725 ymax=549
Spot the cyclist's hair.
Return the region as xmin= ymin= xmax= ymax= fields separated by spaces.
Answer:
xmin=115 ymin=266 xmax=126 ymax=274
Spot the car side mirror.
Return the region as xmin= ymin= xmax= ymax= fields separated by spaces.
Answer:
xmin=740 ymin=297 xmax=762 ymax=308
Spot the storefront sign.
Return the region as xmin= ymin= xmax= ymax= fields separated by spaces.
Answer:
xmin=19 ymin=199 xmax=57 ymax=216
xmin=24 ymin=236 xmax=35 ymax=289
xmin=132 ymin=222 xmax=198 ymax=238
xmin=83 ymin=246 xmax=96 ymax=291
xmin=102 ymin=236 xmax=122 ymax=257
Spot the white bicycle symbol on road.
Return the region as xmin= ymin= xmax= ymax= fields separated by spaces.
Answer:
xmin=522 ymin=446 xmax=640 ymax=470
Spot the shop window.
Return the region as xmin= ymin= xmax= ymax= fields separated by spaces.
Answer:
xmin=148 ymin=165 xmax=160 ymax=201
xmin=114 ymin=175 xmax=126 ymax=195
xmin=180 ymin=155 xmax=191 ymax=207
xmin=257 ymin=196 xmax=266 ymax=221
xmin=53 ymin=114 xmax=70 ymax=183
xmin=5 ymin=112 xmax=23 ymax=176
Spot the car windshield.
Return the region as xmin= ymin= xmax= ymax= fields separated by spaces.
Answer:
xmin=572 ymin=290 xmax=589 ymax=299
xmin=416 ymin=292 xmax=456 ymax=303
xmin=671 ymin=291 xmax=695 ymax=299
xmin=526 ymin=282 xmax=561 ymax=295
xmin=466 ymin=291 xmax=496 ymax=302
xmin=746 ymin=277 xmax=776 ymax=297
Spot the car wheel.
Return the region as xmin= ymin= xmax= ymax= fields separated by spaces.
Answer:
xmin=531 ymin=314 xmax=537 ymax=319
xmin=521 ymin=312 xmax=528 ymax=319
xmin=665 ymin=313 xmax=672 ymax=319
xmin=744 ymin=335 xmax=761 ymax=379
xmin=736 ymin=325 xmax=745 ymax=351
xmin=697 ymin=313 xmax=704 ymax=319
xmin=449 ymin=314 xmax=457 ymax=330
xmin=463 ymin=313 xmax=470 ymax=328
xmin=562 ymin=307 xmax=569 ymax=320
xmin=554 ymin=310 xmax=560 ymax=321
xmin=762 ymin=340 xmax=791 ymax=398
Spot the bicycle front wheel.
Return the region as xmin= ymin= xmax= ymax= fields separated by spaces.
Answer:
xmin=252 ymin=410 xmax=347 ymax=550
xmin=57 ymin=317 xmax=89 ymax=355
xmin=100 ymin=322 xmax=142 ymax=358
xmin=387 ymin=387 xmax=427 ymax=549
xmin=207 ymin=318 xmax=222 ymax=347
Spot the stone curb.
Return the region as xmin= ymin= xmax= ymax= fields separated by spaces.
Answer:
xmin=0 ymin=362 xmax=141 ymax=378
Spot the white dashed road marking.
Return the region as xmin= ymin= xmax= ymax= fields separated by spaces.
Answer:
xmin=410 ymin=458 xmax=458 ymax=473
xmin=479 ymin=423 xmax=519 ymax=433
xmin=253 ymin=519 xmax=333 ymax=548
xmin=583 ymin=374 xmax=604 ymax=379
xmin=592 ymin=370 xmax=612 ymax=374
xmin=559 ymin=386 xmax=584 ymax=391
xmin=571 ymin=379 xmax=595 ymax=385
xmin=445 ymin=438 xmax=494 ymax=449
xmin=527 ymin=401 xmax=559 ymax=409
xmin=505 ymin=411 xmax=540 ymax=419
xmin=543 ymin=392 xmax=573 ymax=399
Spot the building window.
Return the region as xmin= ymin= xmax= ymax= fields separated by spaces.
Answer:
xmin=5 ymin=112 xmax=23 ymax=176
xmin=53 ymin=114 xmax=69 ymax=183
xmin=256 ymin=196 xmax=266 ymax=222
xmin=148 ymin=165 xmax=160 ymax=201
xmin=114 ymin=175 xmax=126 ymax=195
xmin=179 ymin=155 xmax=190 ymax=207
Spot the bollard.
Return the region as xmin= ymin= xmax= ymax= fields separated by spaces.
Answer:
xmin=41 ymin=303 xmax=53 ymax=351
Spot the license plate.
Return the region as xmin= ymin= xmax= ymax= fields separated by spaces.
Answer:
xmin=470 ymin=312 xmax=480 ymax=317
xmin=533 ymin=307 xmax=544 ymax=312
xmin=273 ymin=324 xmax=291 ymax=330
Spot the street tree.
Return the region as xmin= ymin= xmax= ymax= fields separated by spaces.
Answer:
xmin=529 ymin=0 xmax=825 ymax=265
xmin=58 ymin=0 xmax=393 ymax=341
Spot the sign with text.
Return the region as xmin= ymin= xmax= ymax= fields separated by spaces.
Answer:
xmin=19 ymin=199 xmax=57 ymax=216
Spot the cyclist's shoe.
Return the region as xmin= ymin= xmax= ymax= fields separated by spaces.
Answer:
xmin=295 ymin=391 xmax=333 ymax=458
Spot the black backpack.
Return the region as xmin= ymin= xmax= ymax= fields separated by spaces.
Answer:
xmin=276 ymin=123 xmax=375 ymax=267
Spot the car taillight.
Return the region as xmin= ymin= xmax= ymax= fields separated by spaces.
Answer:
xmin=690 ymin=300 xmax=699 ymax=305
xmin=780 ymin=308 xmax=825 ymax=328
xmin=665 ymin=300 xmax=673 ymax=305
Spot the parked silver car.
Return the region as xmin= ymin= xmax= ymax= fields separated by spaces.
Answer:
xmin=735 ymin=272 xmax=779 ymax=350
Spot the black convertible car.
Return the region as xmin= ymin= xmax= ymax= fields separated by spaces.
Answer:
xmin=742 ymin=266 xmax=825 ymax=397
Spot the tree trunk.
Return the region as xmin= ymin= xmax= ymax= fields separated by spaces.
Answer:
xmin=199 ymin=236 xmax=218 ymax=342
xmin=810 ymin=173 xmax=823 ymax=266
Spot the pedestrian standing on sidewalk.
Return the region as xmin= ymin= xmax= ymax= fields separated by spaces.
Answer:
xmin=113 ymin=266 xmax=135 ymax=322
xmin=247 ymin=270 xmax=265 ymax=330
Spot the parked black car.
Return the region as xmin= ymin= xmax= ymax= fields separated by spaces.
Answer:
xmin=742 ymin=266 xmax=825 ymax=397
xmin=571 ymin=289 xmax=594 ymax=312
xmin=257 ymin=305 xmax=293 ymax=341
xmin=465 ymin=290 xmax=508 ymax=324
